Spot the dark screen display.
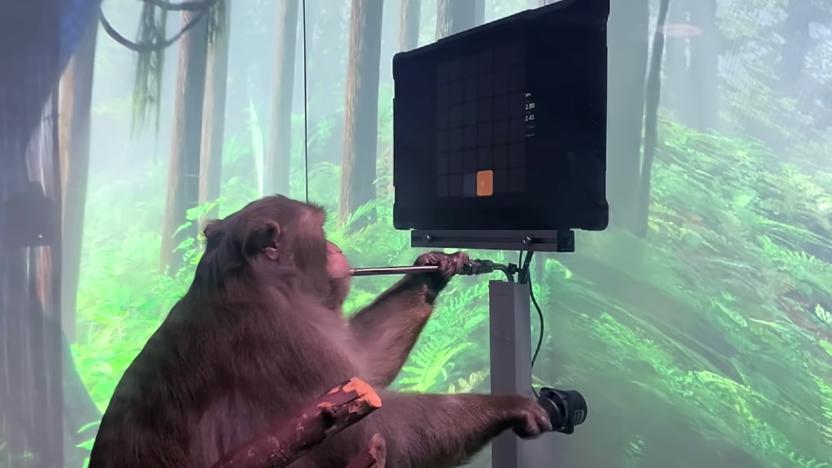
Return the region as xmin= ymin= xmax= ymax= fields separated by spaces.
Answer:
xmin=435 ymin=43 xmax=529 ymax=198
xmin=393 ymin=0 xmax=610 ymax=232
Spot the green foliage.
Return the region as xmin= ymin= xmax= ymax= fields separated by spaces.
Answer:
xmin=716 ymin=0 xmax=832 ymax=169
xmin=246 ymin=97 xmax=266 ymax=195
xmin=553 ymin=119 xmax=832 ymax=467
xmin=623 ymin=434 xmax=646 ymax=468
xmin=394 ymin=279 xmax=491 ymax=392
xmin=71 ymin=168 xmax=192 ymax=409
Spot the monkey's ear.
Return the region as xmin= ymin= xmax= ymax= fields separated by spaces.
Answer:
xmin=244 ymin=219 xmax=282 ymax=260
xmin=203 ymin=220 xmax=225 ymax=249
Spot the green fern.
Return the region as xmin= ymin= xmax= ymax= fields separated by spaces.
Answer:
xmin=448 ymin=371 xmax=488 ymax=394
xmin=398 ymin=340 xmax=474 ymax=392
xmin=623 ymin=434 xmax=646 ymax=468
xmin=814 ymin=304 xmax=832 ymax=326
xmin=818 ymin=377 xmax=832 ymax=450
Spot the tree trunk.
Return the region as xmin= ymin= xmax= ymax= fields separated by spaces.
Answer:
xmin=687 ymin=0 xmax=717 ymax=130
xmin=777 ymin=0 xmax=816 ymax=95
xmin=435 ymin=0 xmax=478 ymax=40
xmin=398 ymin=0 xmax=420 ymax=52
xmin=199 ymin=1 xmax=231 ymax=226
xmin=161 ymin=10 xmax=210 ymax=274
xmin=338 ymin=0 xmax=384 ymax=226
xmin=659 ymin=0 xmax=717 ymax=131
xmin=1 ymin=2 xmax=100 ymax=466
xmin=634 ymin=0 xmax=671 ymax=237
xmin=265 ymin=0 xmax=300 ymax=197
xmin=2 ymin=99 xmax=66 ymax=468
xmin=58 ymin=18 xmax=97 ymax=342
xmin=474 ymin=0 xmax=485 ymax=26
xmin=56 ymin=19 xmax=103 ymax=462
xmin=1 ymin=9 xmax=62 ymax=468
xmin=605 ymin=0 xmax=649 ymax=231
xmin=661 ymin=1 xmax=691 ymax=121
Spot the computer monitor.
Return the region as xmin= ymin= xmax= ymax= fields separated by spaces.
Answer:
xmin=392 ymin=0 xmax=609 ymax=236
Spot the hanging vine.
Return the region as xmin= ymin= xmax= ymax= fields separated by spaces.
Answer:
xmin=207 ymin=0 xmax=226 ymax=47
xmin=144 ymin=0 xmax=218 ymax=11
xmin=131 ymin=3 xmax=168 ymax=133
xmin=98 ymin=0 xmax=225 ymax=132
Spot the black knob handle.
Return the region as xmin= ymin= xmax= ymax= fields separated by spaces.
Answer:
xmin=537 ymin=387 xmax=587 ymax=434
xmin=461 ymin=259 xmax=496 ymax=275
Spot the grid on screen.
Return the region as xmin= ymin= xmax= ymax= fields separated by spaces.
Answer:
xmin=435 ymin=42 xmax=529 ymax=198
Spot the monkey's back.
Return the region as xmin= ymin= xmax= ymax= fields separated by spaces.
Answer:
xmin=89 ymin=290 xmax=365 ymax=467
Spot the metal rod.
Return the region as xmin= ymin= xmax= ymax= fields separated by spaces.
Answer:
xmin=349 ymin=265 xmax=440 ymax=277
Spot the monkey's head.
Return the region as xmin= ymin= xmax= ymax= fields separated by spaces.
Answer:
xmin=196 ymin=195 xmax=351 ymax=309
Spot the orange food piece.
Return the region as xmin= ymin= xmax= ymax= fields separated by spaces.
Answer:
xmin=477 ymin=170 xmax=494 ymax=197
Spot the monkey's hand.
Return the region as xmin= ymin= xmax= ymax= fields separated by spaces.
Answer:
xmin=509 ymin=397 xmax=553 ymax=439
xmin=413 ymin=251 xmax=470 ymax=302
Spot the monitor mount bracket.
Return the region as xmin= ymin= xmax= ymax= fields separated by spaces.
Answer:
xmin=410 ymin=229 xmax=575 ymax=253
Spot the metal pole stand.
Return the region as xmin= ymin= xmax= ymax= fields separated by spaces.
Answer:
xmin=410 ymin=229 xmax=578 ymax=468
xmin=489 ymin=280 xmax=558 ymax=468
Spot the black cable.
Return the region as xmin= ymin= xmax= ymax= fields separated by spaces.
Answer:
xmin=528 ymin=268 xmax=544 ymax=398
xmin=301 ymin=0 xmax=310 ymax=203
xmin=518 ymin=248 xmax=533 ymax=284
xmin=517 ymin=249 xmax=545 ymax=398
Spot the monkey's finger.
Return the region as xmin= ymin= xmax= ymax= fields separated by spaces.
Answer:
xmin=438 ymin=255 xmax=454 ymax=278
xmin=447 ymin=252 xmax=469 ymax=276
xmin=415 ymin=252 xmax=443 ymax=266
xmin=455 ymin=252 xmax=470 ymax=273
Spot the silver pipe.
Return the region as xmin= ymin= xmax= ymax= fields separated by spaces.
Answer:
xmin=349 ymin=265 xmax=440 ymax=277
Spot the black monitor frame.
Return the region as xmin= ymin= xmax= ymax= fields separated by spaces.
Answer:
xmin=392 ymin=0 xmax=609 ymax=251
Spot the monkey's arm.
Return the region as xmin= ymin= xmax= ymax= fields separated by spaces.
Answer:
xmin=348 ymin=275 xmax=435 ymax=387
xmin=313 ymin=391 xmax=550 ymax=468
xmin=349 ymin=252 xmax=468 ymax=387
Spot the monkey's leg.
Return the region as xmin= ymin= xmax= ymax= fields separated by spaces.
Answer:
xmin=316 ymin=391 xmax=551 ymax=468
xmin=349 ymin=277 xmax=434 ymax=386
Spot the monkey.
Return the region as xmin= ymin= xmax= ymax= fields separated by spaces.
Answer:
xmin=88 ymin=195 xmax=552 ymax=468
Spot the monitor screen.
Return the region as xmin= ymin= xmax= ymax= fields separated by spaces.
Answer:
xmin=392 ymin=0 xmax=609 ymax=232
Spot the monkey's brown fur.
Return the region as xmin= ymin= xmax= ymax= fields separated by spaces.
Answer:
xmin=88 ymin=195 xmax=551 ymax=468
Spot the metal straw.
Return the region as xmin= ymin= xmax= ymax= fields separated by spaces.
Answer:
xmin=349 ymin=265 xmax=440 ymax=277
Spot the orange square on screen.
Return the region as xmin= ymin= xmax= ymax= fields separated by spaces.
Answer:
xmin=477 ymin=170 xmax=494 ymax=197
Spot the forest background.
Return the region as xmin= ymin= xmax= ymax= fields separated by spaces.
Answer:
xmin=2 ymin=0 xmax=831 ymax=467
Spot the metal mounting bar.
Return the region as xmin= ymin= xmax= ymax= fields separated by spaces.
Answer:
xmin=410 ymin=229 xmax=575 ymax=252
